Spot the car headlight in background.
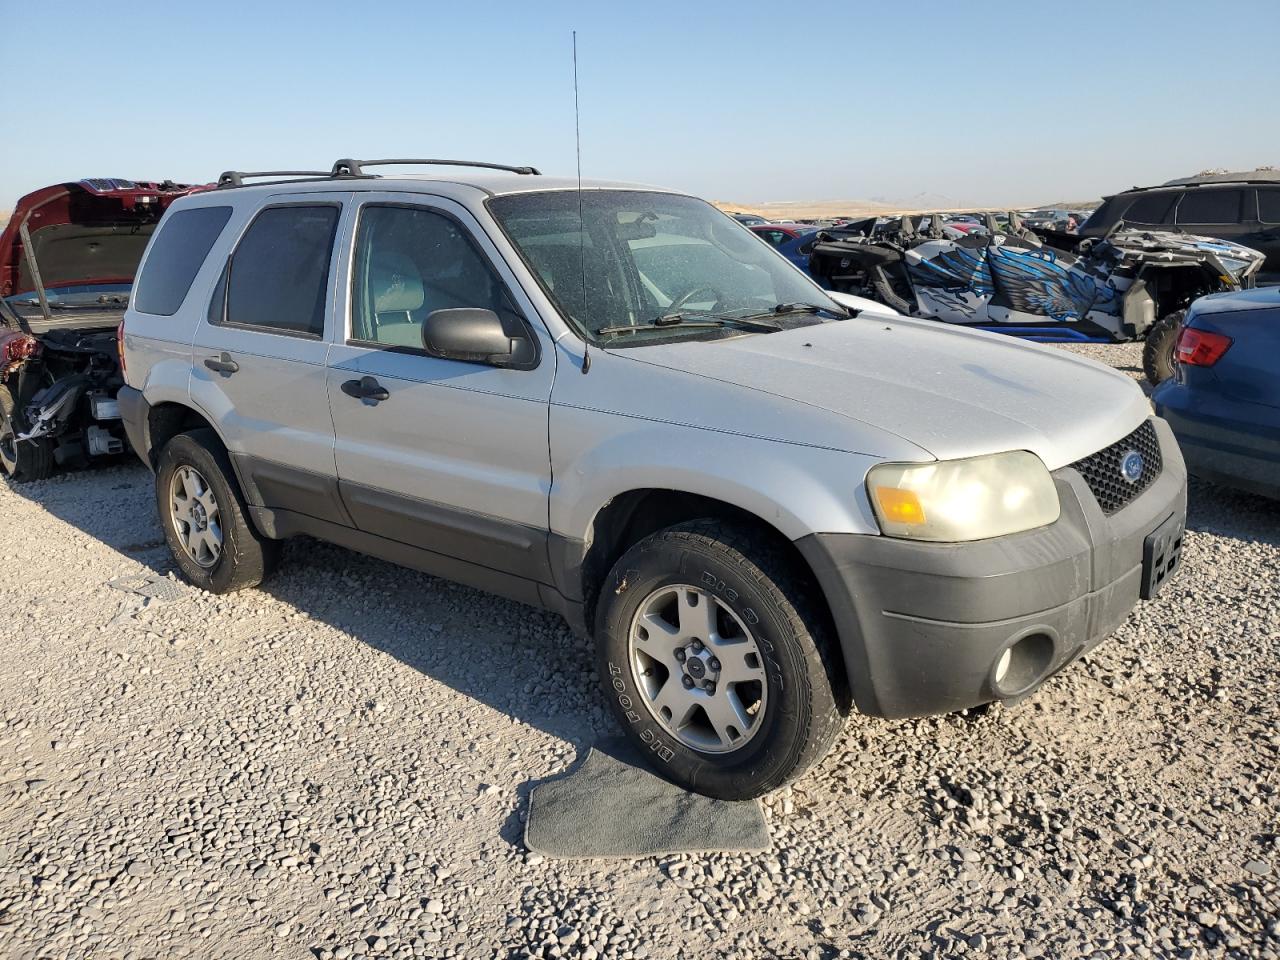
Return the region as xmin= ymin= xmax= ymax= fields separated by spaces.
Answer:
xmin=868 ymin=451 xmax=1060 ymax=542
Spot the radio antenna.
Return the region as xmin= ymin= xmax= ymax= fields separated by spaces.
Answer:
xmin=573 ymin=30 xmax=591 ymax=374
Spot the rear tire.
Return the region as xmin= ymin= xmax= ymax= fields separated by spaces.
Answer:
xmin=595 ymin=519 xmax=846 ymax=800
xmin=0 ymin=384 xmax=54 ymax=482
xmin=1143 ymin=309 xmax=1185 ymax=385
xmin=156 ymin=429 xmax=279 ymax=593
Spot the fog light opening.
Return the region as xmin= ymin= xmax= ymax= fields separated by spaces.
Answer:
xmin=993 ymin=631 xmax=1056 ymax=696
xmin=994 ymin=648 xmax=1012 ymax=685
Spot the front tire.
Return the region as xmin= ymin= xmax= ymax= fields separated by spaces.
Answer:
xmin=0 ymin=384 xmax=54 ymax=482
xmin=156 ymin=429 xmax=279 ymax=593
xmin=595 ymin=520 xmax=846 ymax=800
xmin=1143 ymin=309 xmax=1185 ymax=385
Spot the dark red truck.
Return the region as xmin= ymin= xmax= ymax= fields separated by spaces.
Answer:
xmin=0 ymin=178 xmax=205 ymax=480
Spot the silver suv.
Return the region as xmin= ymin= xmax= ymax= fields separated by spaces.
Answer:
xmin=118 ymin=158 xmax=1188 ymax=799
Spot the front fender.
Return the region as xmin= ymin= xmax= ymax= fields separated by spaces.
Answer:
xmin=548 ymin=403 xmax=884 ymax=543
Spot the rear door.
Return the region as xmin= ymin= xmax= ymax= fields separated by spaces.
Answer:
xmin=325 ymin=193 xmax=555 ymax=590
xmin=190 ymin=194 xmax=352 ymax=527
xmin=1173 ymin=187 xmax=1246 ymax=242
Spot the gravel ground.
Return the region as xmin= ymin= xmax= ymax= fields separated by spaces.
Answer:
xmin=2 ymin=343 xmax=1278 ymax=960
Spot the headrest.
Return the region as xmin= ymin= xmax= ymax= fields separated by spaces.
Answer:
xmin=370 ymin=251 xmax=424 ymax=313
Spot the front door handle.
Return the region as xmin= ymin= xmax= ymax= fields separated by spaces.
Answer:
xmin=203 ymin=352 xmax=239 ymax=375
xmin=341 ymin=376 xmax=390 ymax=403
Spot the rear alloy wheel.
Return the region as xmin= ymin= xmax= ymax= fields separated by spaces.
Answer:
xmin=0 ymin=384 xmax=54 ymax=482
xmin=156 ymin=429 xmax=279 ymax=593
xmin=1143 ymin=309 xmax=1186 ymax=386
xmin=596 ymin=519 xmax=846 ymax=800
xmin=169 ymin=465 xmax=223 ymax=569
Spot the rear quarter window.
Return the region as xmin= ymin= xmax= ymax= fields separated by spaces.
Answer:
xmin=1121 ymin=192 xmax=1175 ymax=225
xmin=133 ymin=206 xmax=233 ymax=316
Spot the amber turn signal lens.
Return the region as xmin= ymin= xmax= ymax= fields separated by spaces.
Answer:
xmin=873 ymin=486 xmax=926 ymax=526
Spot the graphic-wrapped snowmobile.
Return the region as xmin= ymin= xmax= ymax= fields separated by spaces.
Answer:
xmin=808 ymin=214 xmax=1265 ymax=383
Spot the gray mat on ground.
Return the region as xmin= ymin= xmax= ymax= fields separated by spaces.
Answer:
xmin=524 ymin=738 xmax=770 ymax=859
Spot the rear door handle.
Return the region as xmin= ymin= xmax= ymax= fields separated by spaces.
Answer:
xmin=203 ymin=352 xmax=239 ymax=375
xmin=341 ymin=376 xmax=390 ymax=403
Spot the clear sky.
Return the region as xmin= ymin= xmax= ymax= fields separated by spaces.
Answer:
xmin=2 ymin=0 xmax=1277 ymax=210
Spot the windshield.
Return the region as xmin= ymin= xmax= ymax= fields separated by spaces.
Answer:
xmin=4 ymin=282 xmax=133 ymax=315
xmin=488 ymin=190 xmax=842 ymax=344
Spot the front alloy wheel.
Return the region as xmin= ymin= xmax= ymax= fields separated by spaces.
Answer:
xmin=629 ymin=584 xmax=767 ymax=753
xmin=596 ymin=520 xmax=847 ymax=800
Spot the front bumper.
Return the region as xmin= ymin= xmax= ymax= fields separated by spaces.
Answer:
xmin=796 ymin=418 xmax=1188 ymax=719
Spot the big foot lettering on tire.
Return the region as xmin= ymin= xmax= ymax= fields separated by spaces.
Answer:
xmin=607 ymin=661 xmax=676 ymax=765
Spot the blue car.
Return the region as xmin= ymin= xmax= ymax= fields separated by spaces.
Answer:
xmin=750 ymin=224 xmax=820 ymax=272
xmin=1152 ymin=287 xmax=1280 ymax=500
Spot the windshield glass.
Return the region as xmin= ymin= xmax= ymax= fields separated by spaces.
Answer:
xmin=488 ymin=190 xmax=841 ymax=343
xmin=4 ymin=282 xmax=133 ymax=315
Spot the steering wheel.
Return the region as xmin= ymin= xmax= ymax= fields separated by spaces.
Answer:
xmin=667 ymin=284 xmax=727 ymax=315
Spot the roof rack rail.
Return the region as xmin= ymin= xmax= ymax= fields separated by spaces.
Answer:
xmin=330 ymin=158 xmax=541 ymax=177
xmin=216 ymin=170 xmax=337 ymax=189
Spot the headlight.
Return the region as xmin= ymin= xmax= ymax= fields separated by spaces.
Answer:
xmin=867 ymin=451 xmax=1060 ymax=542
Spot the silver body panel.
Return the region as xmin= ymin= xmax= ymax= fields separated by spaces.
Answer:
xmin=123 ymin=173 xmax=1154 ymax=550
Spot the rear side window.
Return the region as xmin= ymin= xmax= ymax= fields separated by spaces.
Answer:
xmin=220 ymin=205 xmax=339 ymax=337
xmin=1121 ymin=192 xmax=1175 ymax=225
xmin=133 ymin=206 xmax=232 ymax=316
xmin=1176 ymin=189 xmax=1243 ymax=225
xmin=1259 ymin=188 xmax=1280 ymax=223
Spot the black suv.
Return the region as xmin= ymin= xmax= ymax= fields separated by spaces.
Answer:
xmin=1080 ymin=171 xmax=1280 ymax=285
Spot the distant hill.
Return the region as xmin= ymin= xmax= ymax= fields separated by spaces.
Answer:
xmin=715 ymin=196 xmax=1101 ymax=220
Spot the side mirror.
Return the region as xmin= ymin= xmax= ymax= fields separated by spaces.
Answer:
xmin=421 ymin=308 xmax=534 ymax=368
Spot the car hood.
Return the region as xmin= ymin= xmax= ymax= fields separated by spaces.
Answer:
xmin=0 ymin=179 xmax=207 ymax=300
xmin=626 ymin=316 xmax=1152 ymax=469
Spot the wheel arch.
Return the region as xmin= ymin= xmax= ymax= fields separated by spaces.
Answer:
xmin=145 ymin=401 xmax=230 ymax=468
xmin=570 ymin=488 xmax=842 ymax=672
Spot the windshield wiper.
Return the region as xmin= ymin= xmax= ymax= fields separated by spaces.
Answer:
xmin=768 ymin=302 xmax=847 ymax=317
xmin=597 ymin=312 xmax=781 ymax=337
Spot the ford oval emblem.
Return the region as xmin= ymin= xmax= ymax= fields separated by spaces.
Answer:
xmin=1120 ymin=450 xmax=1144 ymax=484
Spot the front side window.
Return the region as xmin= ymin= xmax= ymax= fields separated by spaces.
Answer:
xmin=489 ymin=190 xmax=839 ymax=344
xmin=220 ymin=205 xmax=339 ymax=337
xmin=349 ymin=205 xmax=519 ymax=349
xmin=134 ymin=206 xmax=232 ymax=316
xmin=1175 ymin=189 xmax=1243 ymax=225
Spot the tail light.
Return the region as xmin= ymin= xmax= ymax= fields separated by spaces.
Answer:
xmin=1175 ymin=327 xmax=1232 ymax=367
xmin=116 ymin=320 xmax=127 ymax=378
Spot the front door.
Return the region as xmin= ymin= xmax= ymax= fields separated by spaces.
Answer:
xmin=190 ymin=194 xmax=351 ymax=526
xmin=326 ymin=194 xmax=555 ymax=587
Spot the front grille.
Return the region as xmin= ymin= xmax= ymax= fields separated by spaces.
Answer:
xmin=1070 ymin=420 xmax=1162 ymax=515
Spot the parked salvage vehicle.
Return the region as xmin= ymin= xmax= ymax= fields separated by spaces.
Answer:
xmin=0 ymin=178 xmax=204 ymax=480
xmin=120 ymin=159 xmax=1186 ymax=799
xmin=808 ymin=214 xmax=1265 ymax=385
xmin=1078 ymin=169 xmax=1280 ymax=286
xmin=1152 ymin=287 xmax=1280 ymax=500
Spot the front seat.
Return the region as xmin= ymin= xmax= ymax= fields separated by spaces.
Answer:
xmin=366 ymin=250 xmax=426 ymax=347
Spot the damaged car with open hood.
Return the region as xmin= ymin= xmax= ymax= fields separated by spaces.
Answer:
xmin=0 ymin=177 xmax=204 ymax=480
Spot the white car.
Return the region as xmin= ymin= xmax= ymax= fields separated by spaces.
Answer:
xmin=118 ymin=159 xmax=1187 ymax=799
